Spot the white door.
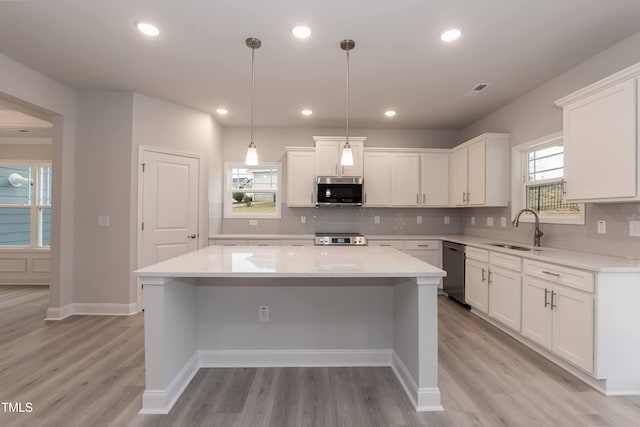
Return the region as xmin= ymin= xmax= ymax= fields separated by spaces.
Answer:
xmin=286 ymin=151 xmax=315 ymax=207
xmin=468 ymin=139 xmax=486 ymax=205
xmin=521 ymin=276 xmax=553 ymax=350
xmin=390 ymin=153 xmax=420 ymax=206
xmin=142 ymin=150 xmax=200 ymax=268
xmin=363 ymin=152 xmax=390 ymax=206
xmin=465 ymin=259 xmax=489 ymax=313
xmin=421 ymin=153 xmax=449 ymax=206
xmin=488 ymin=266 xmax=522 ymax=332
xmin=552 ymin=285 xmax=594 ymax=373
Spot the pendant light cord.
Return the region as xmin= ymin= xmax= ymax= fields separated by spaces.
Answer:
xmin=251 ymin=44 xmax=255 ymax=146
xmin=345 ymin=48 xmax=350 ymax=147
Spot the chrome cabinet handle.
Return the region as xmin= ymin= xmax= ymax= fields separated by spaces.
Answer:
xmin=187 ymin=234 xmax=197 ymax=239
xmin=550 ymin=290 xmax=557 ymax=309
xmin=416 ymin=194 xmax=419 ymax=204
xmin=462 ymin=192 xmax=466 ymax=202
xmin=365 ymin=193 xmax=368 ymax=203
xmin=335 ymin=164 xmax=338 ymax=174
xmin=423 ymin=194 xmax=426 ymax=204
xmin=488 ymin=270 xmax=493 ymax=285
xmin=544 ymin=288 xmax=549 ymax=307
xmin=542 ymin=271 xmax=561 ymax=277
xmin=481 ymin=268 xmax=486 ymax=282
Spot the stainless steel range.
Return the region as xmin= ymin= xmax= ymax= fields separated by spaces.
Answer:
xmin=314 ymin=232 xmax=368 ymax=246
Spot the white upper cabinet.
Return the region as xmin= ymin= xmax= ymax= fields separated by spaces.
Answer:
xmin=286 ymin=149 xmax=316 ymax=207
xmin=313 ymin=136 xmax=365 ymax=177
xmin=420 ymin=153 xmax=449 ymax=206
xmin=555 ymin=64 xmax=640 ymax=203
xmin=450 ymin=133 xmax=509 ymax=207
xmin=390 ymin=153 xmax=421 ymax=206
xmin=363 ymin=152 xmax=390 ymax=206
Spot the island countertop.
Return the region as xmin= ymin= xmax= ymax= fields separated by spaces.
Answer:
xmin=135 ymin=245 xmax=446 ymax=279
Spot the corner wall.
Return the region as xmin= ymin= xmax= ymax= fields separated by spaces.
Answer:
xmin=459 ymin=31 xmax=640 ymax=259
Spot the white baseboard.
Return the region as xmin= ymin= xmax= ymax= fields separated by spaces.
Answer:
xmin=140 ymin=352 xmax=199 ymax=415
xmin=391 ymin=352 xmax=443 ymax=412
xmin=45 ymin=302 xmax=139 ymax=320
xmin=199 ymin=349 xmax=393 ymax=367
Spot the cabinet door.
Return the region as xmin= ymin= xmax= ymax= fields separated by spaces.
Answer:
xmin=421 ymin=153 xmax=449 ymax=206
xmin=563 ymin=78 xmax=637 ymax=201
xmin=552 ymin=285 xmax=594 ymax=373
xmin=467 ymin=139 xmax=486 ymax=205
xmin=407 ymin=249 xmax=442 ymax=289
xmin=522 ymin=276 xmax=553 ymax=350
xmin=363 ymin=152 xmax=390 ymax=206
xmin=340 ymin=140 xmax=364 ymax=177
xmin=451 ymin=148 xmax=468 ymax=206
xmin=315 ymin=141 xmax=340 ymax=176
xmin=286 ymin=151 xmax=316 ymax=207
xmin=488 ymin=266 xmax=522 ymax=332
xmin=390 ymin=153 xmax=420 ymax=206
xmin=465 ymin=259 xmax=489 ymax=313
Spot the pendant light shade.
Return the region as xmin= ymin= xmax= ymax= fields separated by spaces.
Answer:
xmin=340 ymin=39 xmax=355 ymax=167
xmin=245 ymin=37 xmax=261 ymax=166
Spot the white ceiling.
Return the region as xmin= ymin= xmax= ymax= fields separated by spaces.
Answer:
xmin=0 ymin=102 xmax=52 ymax=138
xmin=1 ymin=1 xmax=640 ymax=129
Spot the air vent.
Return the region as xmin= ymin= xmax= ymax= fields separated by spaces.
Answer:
xmin=465 ymin=83 xmax=491 ymax=97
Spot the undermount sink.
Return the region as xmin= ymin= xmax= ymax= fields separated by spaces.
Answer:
xmin=485 ymin=243 xmax=539 ymax=252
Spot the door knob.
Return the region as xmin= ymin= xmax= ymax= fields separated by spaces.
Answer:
xmin=187 ymin=234 xmax=197 ymax=239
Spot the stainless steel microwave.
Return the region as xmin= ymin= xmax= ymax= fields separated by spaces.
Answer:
xmin=316 ymin=177 xmax=363 ymax=207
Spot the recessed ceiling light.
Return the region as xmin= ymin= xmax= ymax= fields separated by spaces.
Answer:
xmin=216 ymin=108 xmax=229 ymax=115
xmin=440 ymin=28 xmax=462 ymax=42
xmin=301 ymin=109 xmax=313 ymax=116
xmin=384 ymin=110 xmax=397 ymax=117
xmin=136 ymin=21 xmax=160 ymax=37
xmin=292 ymin=26 xmax=312 ymax=39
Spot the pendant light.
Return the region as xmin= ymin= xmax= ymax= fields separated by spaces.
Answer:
xmin=245 ymin=37 xmax=261 ymax=166
xmin=340 ymin=39 xmax=355 ymax=167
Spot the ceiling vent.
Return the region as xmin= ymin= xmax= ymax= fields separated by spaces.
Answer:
xmin=465 ymin=83 xmax=491 ymax=97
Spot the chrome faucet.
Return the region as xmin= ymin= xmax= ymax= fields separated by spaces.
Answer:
xmin=512 ymin=208 xmax=544 ymax=247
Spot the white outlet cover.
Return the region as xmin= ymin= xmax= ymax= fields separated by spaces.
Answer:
xmin=417 ymin=215 xmax=422 ymax=224
xmin=630 ymin=220 xmax=640 ymax=237
xmin=471 ymin=216 xmax=475 ymax=225
xmin=374 ymin=215 xmax=380 ymax=224
xmin=249 ymin=219 xmax=258 ymax=226
xmin=444 ymin=216 xmax=450 ymax=225
xmin=300 ymin=216 xmax=306 ymax=224
xmin=501 ymin=217 xmax=507 ymax=227
xmin=97 ymin=215 xmax=110 ymax=227
xmin=258 ymin=306 xmax=269 ymax=322
xmin=487 ymin=217 xmax=494 ymax=226
xmin=597 ymin=220 xmax=606 ymax=234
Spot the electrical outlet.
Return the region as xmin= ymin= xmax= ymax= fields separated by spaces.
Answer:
xmin=597 ymin=220 xmax=607 ymax=234
xmin=258 ymin=306 xmax=270 ymax=322
xmin=444 ymin=216 xmax=450 ymax=225
xmin=97 ymin=215 xmax=110 ymax=227
xmin=630 ymin=220 xmax=640 ymax=237
xmin=417 ymin=215 xmax=422 ymax=225
xmin=374 ymin=215 xmax=380 ymax=225
xmin=501 ymin=217 xmax=507 ymax=227
xmin=487 ymin=217 xmax=494 ymax=227
xmin=249 ymin=219 xmax=258 ymax=226
xmin=471 ymin=216 xmax=476 ymax=225
xmin=300 ymin=216 xmax=306 ymax=224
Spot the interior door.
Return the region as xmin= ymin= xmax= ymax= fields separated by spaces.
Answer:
xmin=142 ymin=150 xmax=199 ymax=268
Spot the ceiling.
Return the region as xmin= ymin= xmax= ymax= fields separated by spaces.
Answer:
xmin=0 ymin=102 xmax=52 ymax=139
xmin=1 ymin=1 xmax=640 ymax=129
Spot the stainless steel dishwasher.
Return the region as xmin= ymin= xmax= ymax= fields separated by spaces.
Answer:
xmin=442 ymin=241 xmax=468 ymax=306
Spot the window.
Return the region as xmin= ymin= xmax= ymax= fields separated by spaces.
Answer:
xmin=224 ymin=162 xmax=281 ymax=218
xmin=512 ymin=133 xmax=584 ymax=225
xmin=0 ymin=163 xmax=52 ymax=247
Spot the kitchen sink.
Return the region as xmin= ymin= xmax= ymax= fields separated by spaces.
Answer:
xmin=485 ymin=243 xmax=539 ymax=252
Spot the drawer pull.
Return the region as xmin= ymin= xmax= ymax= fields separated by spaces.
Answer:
xmin=544 ymin=288 xmax=549 ymax=308
xmin=417 ymin=244 xmax=432 ymax=247
xmin=542 ymin=271 xmax=561 ymax=277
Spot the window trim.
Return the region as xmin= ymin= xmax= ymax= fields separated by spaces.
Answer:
xmin=0 ymin=160 xmax=52 ymax=249
xmin=223 ymin=161 xmax=282 ymax=219
xmin=511 ymin=132 xmax=585 ymax=225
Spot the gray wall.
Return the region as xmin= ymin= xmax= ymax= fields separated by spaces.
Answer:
xmin=221 ymin=127 xmax=463 ymax=235
xmin=459 ymin=31 xmax=640 ymax=259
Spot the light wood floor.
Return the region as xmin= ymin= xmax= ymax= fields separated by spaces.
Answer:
xmin=1 ymin=286 xmax=640 ymax=427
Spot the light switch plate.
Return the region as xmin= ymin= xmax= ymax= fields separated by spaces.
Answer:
xmin=597 ymin=220 xmax=606 ymax=234
xmin=630 ymin=220 xmax=640 ymax=237
xmin=487 ymin=217 xmax=494 ymax=226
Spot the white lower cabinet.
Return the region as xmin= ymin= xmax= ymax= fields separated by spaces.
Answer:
xmin=522 ymin=264 xmax=595 ymax=373
xmin=465 ymin=258 xmax=489 ymax=313
xmin=488 ymin=265 xmax=522 ymax=332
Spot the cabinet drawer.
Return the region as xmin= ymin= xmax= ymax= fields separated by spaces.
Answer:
xmin=280 ymin=239 xmax=314 ymax=246
xmin=214 ymin=239 xmax=248 ymax=246
xmin=523 ymin=260 xmax=594 ymax=293
xmin=247 ymin=239 xmax=281 ymax=246
xmin=490 ymin=251 xmax=522 ymax=272
xmin=405 ymin=240 xmax=441 ymax=250
xmin=466 ymin=246 xmax=489 ymax=263
xmin=368 ymin=240 xmax=405 ymax=250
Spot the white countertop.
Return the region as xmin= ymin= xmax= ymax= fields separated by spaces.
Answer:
xmin=136 ymin=245 xmax=446 ymax=279
xmin=209 ymin=233 xmax=640 ymax=272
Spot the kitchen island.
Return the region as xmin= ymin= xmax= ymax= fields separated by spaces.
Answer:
xmin=135 ymin=245 xmax=446 ymax=414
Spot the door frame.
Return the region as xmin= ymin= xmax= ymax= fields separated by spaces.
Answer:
xmin=136 ymin=145 xmax=203 ymax=311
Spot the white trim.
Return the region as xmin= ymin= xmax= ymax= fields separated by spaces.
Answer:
xmin=391 ymin=352 xmax=443 ymax=412
xmin=199 ymin=349 xmax=392 ymax=367
xmin=44 ymin=302 xmax=139 ymax=320
xmin=511 ymin=132 xmax=585 ymax=225
xmin=139 ymin=352 xmax=200 ymax=415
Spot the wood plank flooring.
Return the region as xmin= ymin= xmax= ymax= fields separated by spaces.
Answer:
xmin=1 ymin=285 xmax=640 ymax=426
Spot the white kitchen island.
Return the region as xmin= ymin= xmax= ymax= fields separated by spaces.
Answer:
xmin=135 ymin=245 xmax=446 ymax=414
